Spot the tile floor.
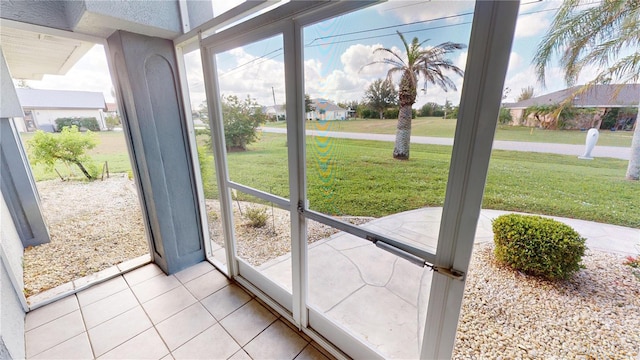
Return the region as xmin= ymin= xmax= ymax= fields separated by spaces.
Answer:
xmin=25 ymin=262 xmax=336 ymax=360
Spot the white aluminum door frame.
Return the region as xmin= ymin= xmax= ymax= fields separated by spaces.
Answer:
xmin=421 ymin=1 xmax=520 ymax=358
xmin=201 ymin=22 xmax=293 ymax=309
xmin=196 ymin=1 xmax=521 ymax=358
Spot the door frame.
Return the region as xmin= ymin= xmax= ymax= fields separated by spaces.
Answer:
xmin=195 ymin=1 xmax=520 ymax=358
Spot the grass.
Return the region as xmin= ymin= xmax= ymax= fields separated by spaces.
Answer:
xmin=202 ymin=132 xmax=638 ymax=228
xmin=263 ymin=117 xmax=634 ymax=147
xmin=21 ymin=131 xmax=639 ymax=228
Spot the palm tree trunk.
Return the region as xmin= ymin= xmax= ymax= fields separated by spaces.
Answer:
xmin=393 ymin=105 xmax=413 ymax=160
xmin=625 ymin=101 xmax=640 ymax=180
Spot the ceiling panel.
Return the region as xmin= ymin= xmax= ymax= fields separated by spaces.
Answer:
xmin=0 ymin=26 xmax=94 ymax=80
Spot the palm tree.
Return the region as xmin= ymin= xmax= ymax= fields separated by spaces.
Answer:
xmin=534 ymin=0 xmax=640 ymax=180
xmin=369 ymin=31 xmax=465 ymax=160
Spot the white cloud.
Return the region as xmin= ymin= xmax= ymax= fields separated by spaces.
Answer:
xmin=509 ymin=52 xmax=523 ymax=70
xmin=24 ymin=45 xmax=115 ymax=102
xmin=379 ymin=1 xmax=474 ymax=24
xmin=515 ymin=11 xmax=551 ymax=38
xmin=340 ymin=43 xmax=392 ymax=78
xmin=455 ymin=52 xmax=468 ymax=70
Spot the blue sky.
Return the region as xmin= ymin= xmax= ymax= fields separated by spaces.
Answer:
xmin=17 ymin=1 xmax=604 ymax=110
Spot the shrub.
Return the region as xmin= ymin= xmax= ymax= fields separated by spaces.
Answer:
xmin=383 ymin=108 xmax=399 ymax=119
xmin=105 ymin=115 xmax=121 ymax=130
xmin=28 ymin=125 xmax=99 ymax=180
xmin=55 ymin=117 xmax=100 ymax=132
xmin=498 ymin=107 xmax=513 ymax=124
xmin=492 ymin=214 xmax=586 ymax=280
xmin=245 ymin=207 xmax=267 ymax=228
xmin=360 ymin=108 xmax=375 ymax=119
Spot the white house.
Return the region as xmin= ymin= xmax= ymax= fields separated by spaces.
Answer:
xmin=262 ymin=104 xmax=286 ymax=120
xmin=306 ymin=98 xmax=347 ymax=120
xmin=14 ymin=88 xmax=107 ymax=132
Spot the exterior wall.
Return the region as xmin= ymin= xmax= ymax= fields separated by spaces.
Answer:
xmin=29 ymin=108 xmax=106 ymax=131
xmin=2 ymin=1 xmax=213 ymax=40
xmin=0 ymin=1 xmax=71 ymax=31
xmin=307 ymin=110 xmax=347 ymax=121
xmin=0 ymin=193 xmax=26 ymax=360
xmin=509 ymin=109 xmax=524 ymax=125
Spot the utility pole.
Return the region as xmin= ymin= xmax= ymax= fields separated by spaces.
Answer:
xmin=444 ymin=98 xmax=448 ymax=119
xmin=272 ymin=86 xmax=278 ymax=120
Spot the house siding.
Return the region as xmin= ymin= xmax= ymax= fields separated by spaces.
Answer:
xmin=27 ymin=108 xmax=106 ymax=131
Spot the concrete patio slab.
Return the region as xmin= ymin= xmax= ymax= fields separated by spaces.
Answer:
xmin=257 ymin=207 xmax=639 ymax=358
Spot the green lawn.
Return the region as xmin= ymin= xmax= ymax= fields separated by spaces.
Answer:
xmin=21 ymin=131 xmax=639 ymax=228
xmin=207 ymin=133 xmax=638 ymax=228
xmin=263 ymin=117 xmax=634 ymax=147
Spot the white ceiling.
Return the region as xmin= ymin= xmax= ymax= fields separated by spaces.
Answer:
xmin=0 ymin=25 xmax=94 ymax=80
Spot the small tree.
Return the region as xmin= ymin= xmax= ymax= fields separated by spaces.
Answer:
xmin=305 ymin=94 xmax=316 ymax=113
xmin=364 ymin=78 xmax=398 ymax=119
xmin=28 ymin=125 xmax=98 ymax=180
xmin=222 ymin=95 xmax=267 ymax=151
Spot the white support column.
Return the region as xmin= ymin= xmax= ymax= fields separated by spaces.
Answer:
xmin=106 ymin=31 xmax=206 ymax=274
xmin=421 ymin=1 xmax=520 ymax=359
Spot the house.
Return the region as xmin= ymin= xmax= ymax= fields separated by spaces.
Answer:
xmin=105 ymin=102 xmax=118 ymax=117
xmin=15 ymin=88 xmax=108 ymax=132
xmin=306 ymin=98 xmax=348 ymax=120
xmin=505 ymin=84 xmax=639 ymax=129
xmin=262 ymin=104 xmax=286 ymax=120
xmin=1 ymin=2 xmax=525 ymax=359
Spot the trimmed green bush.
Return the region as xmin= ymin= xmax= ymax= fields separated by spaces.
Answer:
xmin=492 ymin=214 xmax=586 ymax=280
xmin=55 ymin=117 xmax=100 ymax=132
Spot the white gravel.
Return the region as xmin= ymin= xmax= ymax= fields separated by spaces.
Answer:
xmin=454 ymin=242 xmax=640 ymax=359
xmin=24 ymin=176 xmax=147 ymax=296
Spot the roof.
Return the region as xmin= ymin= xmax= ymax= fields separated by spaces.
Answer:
xmin=16 ymin=88 xmax=106 ymax=110
xmin=506 ymin=84 xmax=640 ymax=109
xmin=106 ymin=102 xmax=118 ymax=112
xmin=311 ymin=98 xmax=346 ymax=112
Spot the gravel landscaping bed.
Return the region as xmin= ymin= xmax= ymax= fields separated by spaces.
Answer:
xmin=454 ymin=242 xmax=640 ymax=359
xmin=24 ymin=176 xmax=147 ymax=296
xmin=24 ymin=178 xmax=640 ymax=358
xmin=204 ymin=199 xmax=374 ymax=266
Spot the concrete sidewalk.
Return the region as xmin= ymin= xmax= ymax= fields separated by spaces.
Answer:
xmin=258 ymin=207 xmax=639 ymax=359
xmin=261 ymin=127 xmax=631 ymax=160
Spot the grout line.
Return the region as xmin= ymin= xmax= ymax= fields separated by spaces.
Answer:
xmin=27 ymin=257 xmax=152 ymax=311
xmin=76 ymin=293 xmax=98 ymax=359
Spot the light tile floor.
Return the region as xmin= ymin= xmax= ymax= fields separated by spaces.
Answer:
xmin=25 ymin=262 xmax=335 ymax=360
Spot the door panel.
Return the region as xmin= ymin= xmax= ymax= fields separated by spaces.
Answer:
xmin=198 ymin=1 xmax=496 ymax=358
xmin=300 ymin=2 xmax=474 ymax=357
